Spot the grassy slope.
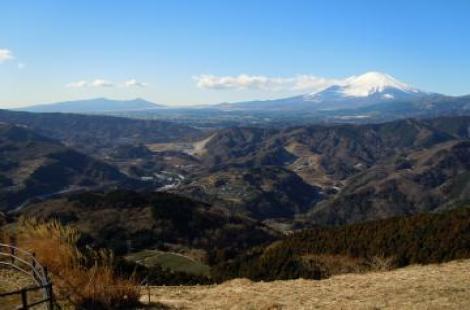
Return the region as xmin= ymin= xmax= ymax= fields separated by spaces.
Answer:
xmin=125 ymin=250 xmax=211 ymax=277
xmin=144 ymin=259 xmax=470 ymax=309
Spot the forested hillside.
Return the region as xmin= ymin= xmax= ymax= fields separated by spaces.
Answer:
xmin=213 ymin=207 xmax=470 ymax=281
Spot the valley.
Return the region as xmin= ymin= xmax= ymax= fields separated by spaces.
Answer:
xmin=2 ymin=111 xmax=470 ymax=228
xmin=1 ymin=109 xmax=469 ymax=290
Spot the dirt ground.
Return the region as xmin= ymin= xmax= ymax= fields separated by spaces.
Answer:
xmin=143 ymin=259 xmax=470 ymax=309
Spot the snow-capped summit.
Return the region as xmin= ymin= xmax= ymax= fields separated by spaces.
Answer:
xmin=301 ymin=71 xmax=427 ymax=109
xmin=339 ymin=71 xmax=418 ymax=97
xmin=306 ymin=71 xmax=421 ymax=99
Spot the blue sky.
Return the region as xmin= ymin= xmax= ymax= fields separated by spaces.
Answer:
xmin=1 ymin=0 xmax=470 ymax=107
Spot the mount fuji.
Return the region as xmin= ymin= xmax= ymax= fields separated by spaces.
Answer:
xmin=218 ymin=72 xmax=433 ymax=111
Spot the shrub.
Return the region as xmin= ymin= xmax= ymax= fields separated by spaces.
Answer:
xmin=368 ymin=255 xmax=396 ymax=272
xmin=13 ymin=217 xmax=141 ymax=309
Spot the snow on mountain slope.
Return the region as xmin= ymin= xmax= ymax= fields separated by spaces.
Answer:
xmin=339 ymin=72 xmax=419 ymax=97
xmin=305 ymin=71 xmax=422 ymax=100
xmin=289 ymin=71 xmax=433 ymax=110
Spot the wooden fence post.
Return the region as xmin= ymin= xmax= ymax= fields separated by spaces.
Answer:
xmin=44 ymin=266 xmax=49 ymax=282
xmin=20 ymin=288 xmax=28 ymax=310
xmin=31 ymin=252 xmax=36 ymax=281
xmin=48 ymin=283 xmax=54 ymax=310
xmin=10 ymin=247 xmax=15 ymax=264
xmin=31 ymin=252 xmax=36 ymax=268
xmin=147 ymin=284 xmax=150 ymax=304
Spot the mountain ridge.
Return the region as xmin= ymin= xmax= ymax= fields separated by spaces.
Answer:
xmin=0 ymin=123 xmax=142 ymax=210
xmin=17 ymin=97 xmax=165 ymax=113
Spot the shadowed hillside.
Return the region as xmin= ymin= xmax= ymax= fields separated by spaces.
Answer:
xmin=0 ymin=124 xmax=140 ymax=211
xmin=20 ymin=190 xmax=279 ymax=263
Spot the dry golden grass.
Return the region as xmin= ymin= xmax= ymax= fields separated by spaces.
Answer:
xmin=12 ymin=218 xmax=140 ymax=309
xmin=144 ymin=259 xmax=470 ymax=309
xmin=0 ymin=268 xmax=41 ymax=310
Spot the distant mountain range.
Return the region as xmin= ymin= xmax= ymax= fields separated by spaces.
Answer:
xmin=217 ymin=72 xmax=435 ymax=111
xmin=209 ymin=72 xmax=470 ymax=123
xmin=11 ymin=72 xmax=470 ymax=125
xmin=0 ymin=109 xmax=202 ymax=163
xmin=18 ymin=98 xmax=164 ymax=113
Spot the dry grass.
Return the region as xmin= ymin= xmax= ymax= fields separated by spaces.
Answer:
xmin=0 ymin=268 xmax=41 ymax=310
xmin=144 ymin=259 xmax=470 ymax=309
xmin=368 ymin=255 xmax=395 ymax=272
xmin=12 ymin=217 xmax=140 ymax=309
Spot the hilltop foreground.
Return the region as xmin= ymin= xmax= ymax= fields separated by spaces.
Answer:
xmin=144 ymin=260 xmax=470 ymax=309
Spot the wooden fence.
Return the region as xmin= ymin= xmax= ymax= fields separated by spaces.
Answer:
xmin=0 ymin=243 xmax=54 ymax=309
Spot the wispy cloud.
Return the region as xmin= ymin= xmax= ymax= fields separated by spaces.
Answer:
xmin=292 ymin=75 xmax=342 ymax=91
xmin=124 ymin=79 xmax=148 ymax=87
xmin=66 ymin=79 xmax=114 ymax=88
xmin=0 ymin=49 xmax=14 ymax=63
xmin=194 ymin=74 xmax=289 ymax=90
xmin=66 ymin=80 xmax=89 ymax=88
xmin=90 ymin=79 xmax=114 ymax=87
xmin=66 ymin=79 xmax=148 ymax=88
xmin=194 ymin=74 xmax=340 ymax=93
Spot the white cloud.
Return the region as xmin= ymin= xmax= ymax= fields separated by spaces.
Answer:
xmin=66 ymin=79 xmax=114 ymax=88
xmin=66 ymin=80 xmax=88 ymax=88
xmin=292 ymin=75 xmax=342 ymax=91
xmin=66 ymin=79 xmax=150 ymax=89
xmin=124 ymin=79 xmax=148 ymax=87
xmin=91 ymin=79 xmax=114 ymax=87
xmin=194 ymin=74 xmax=340 ymax=93
xmin=0 ymin=49 xmax=14 ymax=63
xmin=194 ymin=74 xmax=288 ymax=90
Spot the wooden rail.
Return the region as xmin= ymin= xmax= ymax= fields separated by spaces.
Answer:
xmin=0 ymin=243 xmax=54 ymax=310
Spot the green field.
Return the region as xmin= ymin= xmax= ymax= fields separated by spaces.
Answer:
xmin=125 ymin=250 xmax=211 ymax=277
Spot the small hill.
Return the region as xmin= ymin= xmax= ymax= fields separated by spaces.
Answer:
xmin=178 ymin=167 xmax=322 ymax=220
xmin=20 ymin=190 xmax=279 ymax=262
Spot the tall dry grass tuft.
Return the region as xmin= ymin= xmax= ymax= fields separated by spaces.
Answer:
xmin=13 ymin=217 xmax=140 ymax=309
xmin=368 ymin=255 xmax=395 ymax=272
